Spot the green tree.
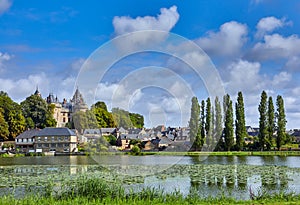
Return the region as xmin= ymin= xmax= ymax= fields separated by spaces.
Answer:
xmin=0 ymin=91 xmax=26 ymax=140
xmin=0 ymin=109 xmax=9 ymax=140
xmin=205 ymin=97 xmax=213 ymax=148
xmin=276 ymin=95 xmax=287 ymax=150
xmin=112 ymin=108 xmax=134 ymax=129
xmin=266 ymin=96 xmax=275 ymax=150
xmin=258 ymin=91 xmax=268 ymax=151
xmin=129 ymin=113 xmax=144 ymax=128
xmin=92 ymin=101 xmax=116 ymax=128
xmin=214 ymin=96 xmax=223 ymax=150
xmin=21 ymin=94 xmax=56 ymax=128
xmin=72 ymin=110 xmax=98 ymax=132
xmin=235 ymin=91 xmax=247 ymax=151
xmin=188 ymin=97 xmax=200 ymax=144
xmin=224 ymin=94 xmax=234 ymax=151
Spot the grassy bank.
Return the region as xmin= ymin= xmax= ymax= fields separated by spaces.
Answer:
xmin=137 ymin=151 xmax=300 ymax=156
xmin=1 ymin=176 xmax=299 ymax=205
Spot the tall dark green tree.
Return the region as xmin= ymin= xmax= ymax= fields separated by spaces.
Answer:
xmin=0 ymin=91 xmax=26 ymax=140
xmin=0 ymin=109 xmax=9 ymax=140
xmin=266 ymin=96 xmax=275 ymax=150
xmin=235 ymin=91 xmax=247 ymax=151
xmin=214 ymin=96 xmax=223 ymax=150
xmin=224 ymin=94 xmax=234 ymax=151
xmin=200 ymin=100 xmax=206 ymax=148
xmin=276 ymin=95 xmax=287 ymax=150
xmin=258 ymin=91 xmax=268 ymax=151
xmin=205 ymin=97 xmax=213 ymax=148
xmin=21 ymin=94 xmax=56 ymax=129
xmin=188 ymin=97 xmax=200 ymax=145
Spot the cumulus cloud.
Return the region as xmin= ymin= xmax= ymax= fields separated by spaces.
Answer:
xmin=225 ymin=60 xmax=263 ymax=94
xmin=195 ymin=21 xmax=248 ymax=57
xmin=112 ymin=6 xmax=179 ymax=51
xmin=0 ymin=0 xmax=12 ymax=15
xmin=113 ymin=6 xmax=179 ymax=35
xmin=0 ymin=52 xmax=12 ymax=72
xmin=249 ymin=34 xmax=300 ymax=61
xmin=272 ymin=71 xmax=292 ymax=87
xmin=0 ymin=73 xmax=49 ymax=102
xmin=256 ymin=16 xmax=292 ymax=38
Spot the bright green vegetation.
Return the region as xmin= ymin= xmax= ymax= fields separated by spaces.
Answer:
xmin=142 ymin=151 xmax=300 ymax=156
xmin=0 ymin=176 xmax=299 ymax=205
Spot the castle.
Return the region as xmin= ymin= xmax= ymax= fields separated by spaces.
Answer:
xmin=34 ymin=87 xmax=88 ymax=127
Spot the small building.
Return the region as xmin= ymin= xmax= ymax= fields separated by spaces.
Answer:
xmin=83 ymin=129 xmax=102 ymax=143
xmin=34 ymin=127 xmax=77 ymax=153
xmin=15 ymin=129 xmax=40 ymax=153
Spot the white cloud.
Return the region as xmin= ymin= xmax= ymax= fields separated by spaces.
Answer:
xmin=112 ymin=6 xmax=179 ymax=51
xmin=0 ymin=0 xmax=12 ymax=15
xmin=256 ymin=16 xmax=291 ymax=38
xmin=225 ymin=60 xmax=263 ymax=94
xmin=272 ymin=71 xmax=292 ymax=87
xmin=0 ymin=52 xmax=12 ymax=72
xmin=0 ymin=73 xmax=49 ymax=102
xmin=195 ymin=21 xmax=248 ymax=57
xmin=113 ymin=6 xmax=179 ymax=35
xmin=249 ymin=34 xmax=300 ymax=62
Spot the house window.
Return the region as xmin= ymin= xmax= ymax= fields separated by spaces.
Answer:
xmin=28 ymin=138 xmax=31 ymax=142
xmin=37 ymin=137 xmax=41 ymax=142
xmin=51 ymin=143 xmax=56 ymax=148
xmin=64 ymin=143 xmax=69 ymax=147
xmin=44 ymin=144 xmax=49 ymax=148
xmin=44 ymin=137 xmax=48 ymax=141
xmin=64 ymin=136 xmax=69 ymax=141
xmin=37 ymin=144 xmax=42 ymax=148
xmin=51 ymin=136 xmax=55 ymax=141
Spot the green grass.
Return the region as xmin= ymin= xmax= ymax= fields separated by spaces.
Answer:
xmin=135 ymin=151 xmax=300 ymax=156
xmin=1 ymin=176 xmax=300 ymax=205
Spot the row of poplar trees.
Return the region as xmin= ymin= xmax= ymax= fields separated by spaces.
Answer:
xmin=189 ymin=91 xmax=287 ymax=151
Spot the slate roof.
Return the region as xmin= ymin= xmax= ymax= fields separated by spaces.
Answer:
xmin=83 ymin=129 xmax=101 ymax=135
xmin=36 ymin=127 xmax=76 ymax=136
xmin=16 ymin=129 xmax=41 ymax=139
xmin=100 ymin=128 xmax=116 ymax=133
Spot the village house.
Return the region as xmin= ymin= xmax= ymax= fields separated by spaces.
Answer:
xmin=34 ymin=127 xmax=78 ymax=153
xmin=15 ymin=129 xmax=40 ymax=153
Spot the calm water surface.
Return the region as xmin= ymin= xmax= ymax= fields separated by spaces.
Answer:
xmin=1 ymin=155 xmax=300 ymax=200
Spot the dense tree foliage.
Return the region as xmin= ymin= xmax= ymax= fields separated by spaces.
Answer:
xmin=266 ymin=96 xmax=275 ymax=150
xmin=112 ymin=108 xmax=144 ymax=129
xmin=276 ymin=95 xmax=287 ymax=150
xmin=21 ymin=94 xmax=56 ymax=129
xmin=92 ymin=102 xmax=116 ymax=128
xmin=224 ymin=94 xmax=234 ymax=151
xmin=0 ymin=91 xmax=26 ymax=140
xmin=214 ymin=97 xmax=223 ymax=151
xmin=258 ymin=91 xmax=268 ymax=151
xmin=71 ymin=110 xmax=98 ymax=132
xmin=129 ymin=113 xmax=144 ymax=129
xmin=205 ymin=97 xmax=213 ymax=148
xmin=188 ymin=97 xmax=200 ymax=144
xmin=235 ymin=91 xmax=247 ymax=151
xmin=0 ymin=109 xmax=9 ymax=140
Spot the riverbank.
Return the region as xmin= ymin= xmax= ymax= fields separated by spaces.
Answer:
xmin=1 ymin=150 xmax=300 ymax=157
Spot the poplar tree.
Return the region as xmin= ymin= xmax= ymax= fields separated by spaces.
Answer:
xmin=188 ymin=97 xmax=200 ymax=144
xmin=214 ymin=96 xmax=223 ymax=150
xmin=266 ymin=96 xmax=275 ymax=150
xmin=258 ymin=91 xmax=268 ymax=151
xmin=224 ymin=94 xmax=234 ymax=151
xmin=235 ymin=91 xmax=247 ymax=151
xmin=276 ymin=95 xmax=287 ymax=150
xmin=205 ymin=97 xmax=213 ymax=148
xmin=200 ymin=100 xmax=206 ymax=148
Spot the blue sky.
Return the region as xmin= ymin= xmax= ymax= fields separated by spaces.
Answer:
xmin=0 ymin=0 xmax=300 ymax=128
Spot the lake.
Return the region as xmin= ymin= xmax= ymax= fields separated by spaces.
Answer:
xmin=1 ymin=155 xmax=300 ymax=199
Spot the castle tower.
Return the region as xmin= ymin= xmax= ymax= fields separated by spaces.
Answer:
xmin=71 ymin=88 xmax=88 ymax=113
